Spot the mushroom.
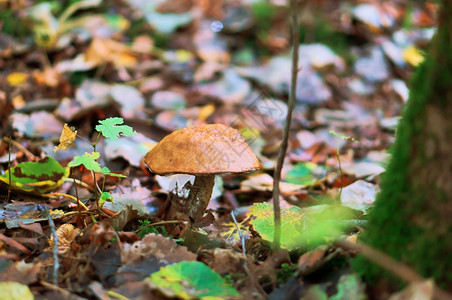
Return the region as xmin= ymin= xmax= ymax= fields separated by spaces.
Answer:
xmin=144 ymin=124 xmax=262 ymax=222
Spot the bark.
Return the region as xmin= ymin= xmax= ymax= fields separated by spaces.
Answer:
xmin=353 ymin=1 xmax=452 ymax=291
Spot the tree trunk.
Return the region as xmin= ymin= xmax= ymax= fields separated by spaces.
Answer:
xmin=353 ymin=1 xmax=452 ymax=291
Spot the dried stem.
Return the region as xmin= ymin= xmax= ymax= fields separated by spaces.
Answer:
xmin=135 ymin=220 xmax=189 ymax=234
xmin=336 ymin=239 xmax=423 ymax=283
xmin=335 ymin=240 xmax=452 ymax=299
xmin=2 ymin=136 xmax=36 ymax=161
xmin=6 ymin=137 xmax=12 ymax=204
xmin=231 ymin=211 xmax=248 ymax=268
xmin=44 ymin=192 xmax=89 ymax=211
xmin=272 ymin=0 xmax=300 ymax=249
xmin=44 ymin=205 xmax=59 ymax=285
xmin=63 ymin=177 xmax=95 ymax=191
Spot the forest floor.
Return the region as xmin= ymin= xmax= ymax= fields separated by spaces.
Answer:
xmin=0 ymin=0 xmax=439 ymax=299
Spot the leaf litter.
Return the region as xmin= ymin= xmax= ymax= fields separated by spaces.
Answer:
xmin=0 ymin=0 xmax=439 ymax=298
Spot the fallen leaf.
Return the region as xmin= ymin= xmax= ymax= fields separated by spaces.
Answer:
xmin=241 ymin=173 xmax=304 ymax=194
xmin=10 ymin=111 xmax=63 ymax=139
xmin=0 ymin=156 xmax=69 ymax=194
xmin=0 ymin=234 xmax=30 ymax=254
xmin=0 ymin=261 xmax=41 ymax=285
xmin=6 ymin=72 xmax=28 ymax=86
xmin=403 ymin=45 xmax=425 ymax=66
xmin=341 ymin=180 xmax=379 ymax=213
xmin=48 ymin=223 xmax=80 ymax=254
xmin=146 ymin=261 xmax=239 ymax=299
xmin=54 ymin=123 xmax=77 ymax=152
xmin=0 ymin=281 xmax=33 ymax=300
xmin=85 ymin=38 xmax=137 ymax=67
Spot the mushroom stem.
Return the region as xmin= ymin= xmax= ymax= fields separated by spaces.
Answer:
xmin=187 ymin=175 xmax=215 ymax=222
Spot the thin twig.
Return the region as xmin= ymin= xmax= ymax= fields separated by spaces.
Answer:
xmin=336 ymin=145 xmax=343 ymax=201
xmin=63 ymin=177 xmax=95 ymax=191
xmin=230 ymin=211 xmax=248 ymax=269
xmin=135 ymin=220 xmax=189 ymax=234
xmin=6 ymin=137 xmax=12 ymax=204
xmin=44 ymin=205 xmax=59 ymax=285
xmin=44 ymin=192 xmax=89 ymax=211
xmin=63 ymin=210 xmax=98 ymax=216
xmin=336 ymin=240 xmax=452 ymax=299
xmin=40 ymin=281 xmax=73 ymax=298
xmin=2 ymin=136 xmax=36 ymax=161
xmin=337 ymin=239 xmax=423 ymax=282
xmin=72 ymin=175 xmax=82 ymax=220
xmin=271 ymin=0 xmax=300 ymax=249
xmin=76 ymin=134 xmax=93 ymax=147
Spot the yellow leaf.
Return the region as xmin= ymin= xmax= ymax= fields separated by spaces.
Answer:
xmin=12 ymin=95 xmax=25 ymax=109
xmin=175 ymin=49 xmax=193 ymax=63
xmin=0 ymin=281 xmax=34 ymax=300
xmin=54 ymin=124 xmax=77 ymax=152
xmin=7 ymin=72 xmax=28 ymax=86
xmin=403 ymin=45 xmax=424 ymax=66
xmin=198 ymin=104 xmax=215 ymax=121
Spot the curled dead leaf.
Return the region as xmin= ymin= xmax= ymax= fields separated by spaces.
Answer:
xmin=49 ymin=223 xmax=80 ymax=254
xmin=54 ymin=123 xmax=77 ymax=152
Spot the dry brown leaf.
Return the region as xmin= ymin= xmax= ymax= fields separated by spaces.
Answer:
xmin=0 ymin=261 xmax=41 ymax=285
xmin=32 ymin=66 xmax=61 ymax=87
xmin=121 ymin=233 xmax=196 ymax=265
xmin=49 ymin=223 xmax=80 ymax=254
xmin=85 ymin=38 xmax=137 ymax=67
xmin=297 ymin=246 xmax=327 ymax=276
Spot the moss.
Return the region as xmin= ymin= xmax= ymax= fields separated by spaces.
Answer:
xmin=352 ymin=0 xmax=452 ymax=291
xmin=0 ymin=9 xmax=30 ymax=37
xmin=250 ymin=2 xmax=277 ymax=32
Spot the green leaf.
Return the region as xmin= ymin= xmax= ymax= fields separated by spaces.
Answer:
xmin=99 ymin=192 xmax=113 ymax=207
xmin=100 ymin=167 xmax=127 ymax=178
xmin=0 ymin=156 xmax=69 ymax=194
xmin=95 ymin=117 xmax=137 ymax=140
xmin=285 ymin=162 xmax=326 ymax=186
xmin=249 ymin=203 xmax=349 ymax=250
xmin=147 ymin=261 xmax=239 ymax=299
xmin=68 ymin=152 xmax=101 ymax=172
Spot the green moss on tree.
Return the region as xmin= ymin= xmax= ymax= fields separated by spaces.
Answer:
xmin=352 ymin=1 xmax=452 ymax=291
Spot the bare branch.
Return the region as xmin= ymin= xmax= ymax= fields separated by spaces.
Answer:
xmin=272 ymin=0 xmax=300 ymax=249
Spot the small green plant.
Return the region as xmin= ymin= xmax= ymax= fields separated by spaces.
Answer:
xmin=135 ymin=219 xmax=169 ymax=238
xmin=26 ymin=0 xmax=101 ymax=49
xmin=277 ymin=263 xmax=297 ymax=283
xmin=329 ymin=130 xmax=358 ymax=200
xmin=58 ymin=117 xmax=136 ymax=208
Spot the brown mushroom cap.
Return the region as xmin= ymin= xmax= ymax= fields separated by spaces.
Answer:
xmin=144 ymin=124 xmax=262 ymax=175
